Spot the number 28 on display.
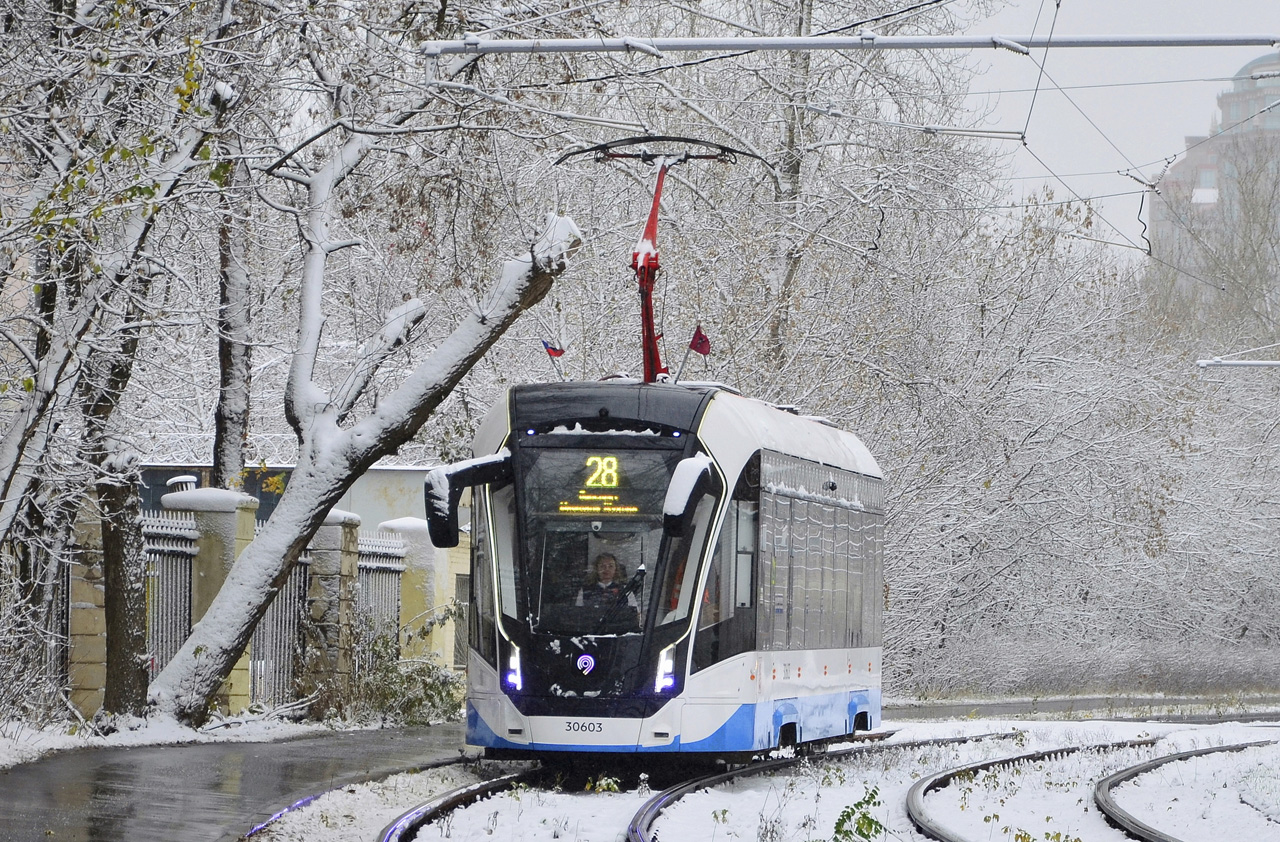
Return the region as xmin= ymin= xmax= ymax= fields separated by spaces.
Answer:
xmin=585 ymin=456 xmax=619 ymax=488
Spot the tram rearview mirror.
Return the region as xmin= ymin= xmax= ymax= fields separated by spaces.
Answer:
xmin=663 ymin=454 xmax=714 ymax=537
xmin=425 ymin=450 xmax=512 ymax=548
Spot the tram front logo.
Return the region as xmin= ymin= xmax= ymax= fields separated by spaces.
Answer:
xmin=576 ymin=655 xmax=595 ymax=675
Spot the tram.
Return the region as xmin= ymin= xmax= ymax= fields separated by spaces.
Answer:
xmin=425 ymin=137 xmax=884 ymax=758
xmin=426 ymin=379 xmax=884 ymax=758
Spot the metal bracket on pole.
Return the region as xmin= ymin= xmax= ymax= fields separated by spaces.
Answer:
xmin=1196 ymin=358 xmax=1280 ymax=368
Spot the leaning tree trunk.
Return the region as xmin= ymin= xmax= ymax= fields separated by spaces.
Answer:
xmin=150 ymin=214 xmax=582 ymax=726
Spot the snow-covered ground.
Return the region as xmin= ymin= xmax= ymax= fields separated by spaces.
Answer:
xmin=5 ymin=706 xmax=1277 ymax=841
xmin=0 ymin=711 xmax=321 ymax=771
xmin=256 ymin=718 xmax=1280 ymax=842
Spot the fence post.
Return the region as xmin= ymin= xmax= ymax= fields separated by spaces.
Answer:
xmin=305 ymin=509 xmax=360 ymax=698
xmin=68 ymin=512 xmax=106 ymax=719
xmin=161 ymin=487 xmax=259 ymax=715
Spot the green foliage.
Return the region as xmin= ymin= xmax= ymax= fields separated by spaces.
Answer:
xmin=401 ymin=599 xmax=467 ymax=649
xmin=209 ymin=160 xmax=234 ymax=187
xmin=832 ymin=786 xmax=885 ymax=842
xmin=1001 ymin=826 xmax=1081 ymax=842
xmin=174 ymin=37 xmax=204 ymax=113
xmin=302 ymin=609 xmax=464 ymax=726
xmin=347 ymin=632 xmax=463 ymax=726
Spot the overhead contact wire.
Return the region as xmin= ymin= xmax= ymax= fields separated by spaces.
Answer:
xmin=1021 ymin=0 xmax=1061 ymax=140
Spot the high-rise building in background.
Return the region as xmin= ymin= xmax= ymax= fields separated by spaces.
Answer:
xmin=1148 ymin=53 xmax=1280 ymax=339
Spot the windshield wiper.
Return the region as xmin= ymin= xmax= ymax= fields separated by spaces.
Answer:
xmin=594 ymin=563 xmax=646 ymax=634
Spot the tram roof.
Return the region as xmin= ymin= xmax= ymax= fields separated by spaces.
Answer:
xmin=484 ymin=381 xmax=881 ymax=481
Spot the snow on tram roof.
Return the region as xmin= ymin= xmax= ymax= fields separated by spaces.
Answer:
xmin=698 ymin=386 xmax=882 ymax=481
xmin=478 ymin=380 xmax=881 ymax=481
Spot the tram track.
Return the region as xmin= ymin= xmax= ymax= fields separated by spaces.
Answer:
xmin=373 ymin=731 xmax=1021 ymax=842
xmin=313 ymin=727 xmax=1280 ymax=842
xmin=905 ymin=738 xmax=1159 ymax=842
xmin=238 ymin=715 xmax=1280 ymax=842
xmin=1093 ymin=739 xmax=1278 ymax=842
xmin=378 ymin=764 xmax=550 ymax=842
xmin=628 ymin=732 xmax=1021 ymax=842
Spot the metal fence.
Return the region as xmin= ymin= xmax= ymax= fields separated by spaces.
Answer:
xmin=354 ymin=532 xmax=407 ymax=678
xmin=138 ymin=514 xmax=406 ymax=707
xmin=249 ymin=550 xmax=310 ymax=708
xmin=141 ymin=511 xmax=198 ymax=677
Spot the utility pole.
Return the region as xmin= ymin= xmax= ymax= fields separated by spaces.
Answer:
xmin=424 ymin=33 xmax=1280 ymax=57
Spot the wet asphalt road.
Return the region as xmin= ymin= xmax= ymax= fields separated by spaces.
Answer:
xmin=0 ymin=723 xmax=465 ymax=842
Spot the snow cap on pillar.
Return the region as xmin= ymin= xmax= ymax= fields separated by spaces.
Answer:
xmin=323 ymin=508 xmax=361 ymax=527
xmin=161 ymin=488 xmax=259 ymax=512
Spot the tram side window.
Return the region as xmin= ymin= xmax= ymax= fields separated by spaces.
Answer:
xmin=796 ymin=500 xmax=813 ymax=649
xmin=691 ymin=499 xmax=759 ymax=671
xmin=470 ymin=487 xmax=499 ymax=668
xmin=818 ymin=503 xmax=837 ymax=648
xmin=758 ymin=495 xmax=872 ymax=651
xmin=832 ymin=508 xmax=851 ymax=649
xmin=491 ymin=485 xmax=520 ymax=622
xmin=692 ymin=458 xmax=759 ymax=673
xmin=847 ymin=509 xmax=864 ymax=648
xmin=657 ymin=492 xmax=718 ymax=626
xmin=760 ymin=494 xmax=791 ymax=651
xmin=864 ymin=514 xmax=884 ymax=647
xmin=753 ymin=451 xmax=886 ymax=652
xmin=797 ymin=500 xmax=841 ymax=650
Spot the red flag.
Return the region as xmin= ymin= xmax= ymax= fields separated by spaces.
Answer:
xmin=542 ymin=340 xmax=565 ymax=358
xmin=689 ymin=325 xmax=711 ymax=356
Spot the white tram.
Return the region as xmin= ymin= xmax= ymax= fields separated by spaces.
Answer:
xmin=427 ymin=379 xmax=884 ymax=759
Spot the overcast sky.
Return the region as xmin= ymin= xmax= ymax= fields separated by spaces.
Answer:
xmin=960 ymin=0 xmax=1280 ymax=248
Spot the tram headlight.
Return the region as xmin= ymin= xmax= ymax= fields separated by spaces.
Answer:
xmin=506 ymin=645 xmax=523 ymax=691
xmin=655 ymin=644 xmax=676 ymax=693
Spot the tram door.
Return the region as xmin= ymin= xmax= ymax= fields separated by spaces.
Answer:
xmin=682 ymin=460 xmax=760 ymax=751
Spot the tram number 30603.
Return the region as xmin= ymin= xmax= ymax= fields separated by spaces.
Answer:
xmin=564 ymin=721 xmax=604 ymax=733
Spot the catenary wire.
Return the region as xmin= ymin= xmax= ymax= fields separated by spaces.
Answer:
xmin=1021 ymin=0 xmax=1061 ymax=139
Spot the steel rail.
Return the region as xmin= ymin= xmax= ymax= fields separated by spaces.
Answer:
xmin=627 ymin=731 xmax=1018 ymax=842
xmin=423 ymin=33 xmax=1280 ymax=57
xmin=905 ymin=738 xmax=1160 ymax=842
xmin=243 ymin=755 xmax=468 ymax=839
xmin=1093 ymin=740 xmax=1277 ymax=842
xmin=378 ymin=766 xmax=547 ymax=842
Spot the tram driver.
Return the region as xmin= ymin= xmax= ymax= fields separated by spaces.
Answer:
xmin=575 ymin=552 xmax=641 ymax=630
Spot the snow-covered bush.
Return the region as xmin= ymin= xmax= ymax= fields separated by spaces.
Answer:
xmin=302 ymin=611 xmax=463 ymax=727
xmin=348 ymin=633 xmax=464 ymax=727
xmin=0 ymin=576 xmax=67 ymax=728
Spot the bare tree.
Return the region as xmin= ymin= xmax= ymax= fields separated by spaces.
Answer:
xmin=1148 ymin=133 xmax=1280 ymax=347
xmin=146 ymin=0 xmax=598 ymax=722
xmin=0 ymin=0 xmax=252 ymax=714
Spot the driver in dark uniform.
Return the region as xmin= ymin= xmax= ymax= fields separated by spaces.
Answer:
xmin=576 ymin=553 xmax=640 ymax=626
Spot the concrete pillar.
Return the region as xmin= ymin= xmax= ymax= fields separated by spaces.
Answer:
xmin=378 ymin=518 xmax=437 ymax=659
xmin=161 ymin=488 xmax=259 ymax=715
xmin=381 ymin=514 xmax=471 ymax=671
xmin=68 ymin=515 xmax=106 ymax=718
xmin=305 ymin=509 xmax=360 ymax=694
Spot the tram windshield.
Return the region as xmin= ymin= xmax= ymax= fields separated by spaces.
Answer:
xmin=505 ymin=442 xmax=716 ymax=636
